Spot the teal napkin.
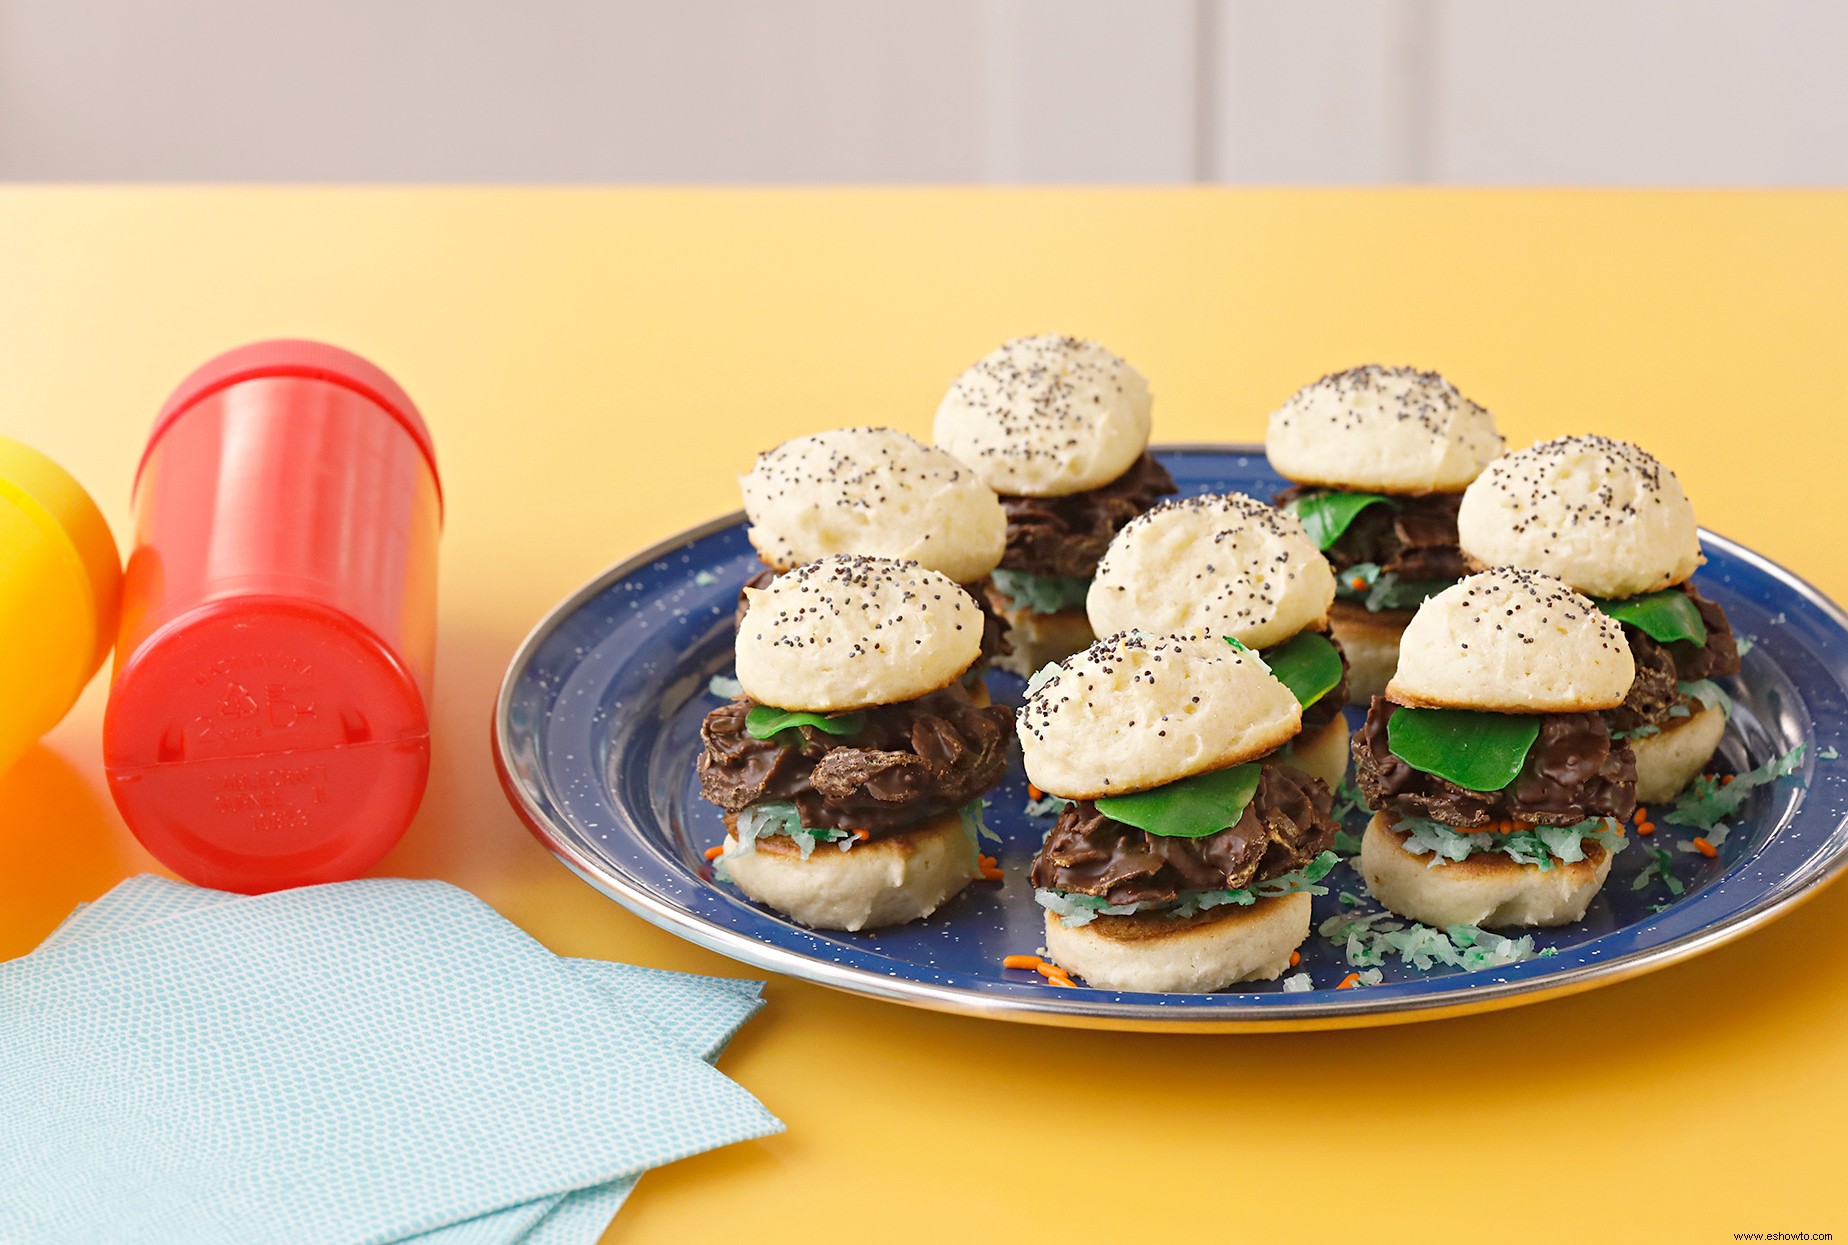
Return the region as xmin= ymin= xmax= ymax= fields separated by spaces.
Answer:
xmin=40 ymin=878 xmax=769 ymax=1245
xmin=2 ymin=876 xmax=781 ymax=1244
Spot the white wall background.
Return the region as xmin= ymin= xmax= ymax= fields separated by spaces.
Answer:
xmin=1 ymin=0 xmax=1843 ymax=184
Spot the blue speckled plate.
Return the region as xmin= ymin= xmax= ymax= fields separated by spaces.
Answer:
xmin=493 ymin=446 xmax=1848 ymax=1031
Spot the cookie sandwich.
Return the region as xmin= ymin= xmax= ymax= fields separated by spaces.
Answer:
xmin=1022 ymin=633 xmax=1339 ymax=992
xmin=698 ymin=555 xmax=1015 ymax=931
xmin=935 ymin=334 xmax=1176 ymax=674
xmin=1267 ymin=365 xmax=1504 ymax=702
xmin=1353 ymin=569 xmax=1638 ymax=928
xmin=1086 ymin=492 xmax=1350 ymax=789
xmin=1458 ymin=435 xmax=1741 ymax=802
xmin=739 ymin=426 xmax=1012 ymax=680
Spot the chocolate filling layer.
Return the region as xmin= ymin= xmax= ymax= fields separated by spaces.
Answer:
xmin=738 ymin=565 xmax=1011 ymax=666
xmin=1029 ymin=764 xmax=1337 ymax=908
xmin=1607 ymin=582 xmax=1741 ymax=734
xmin=1353 ymin=695 xmax=1636 ymax=827
xmin=698 ymin=681 xmax=1014 ymax=835
xmin=1274 ymin=484 xmax=1471 ymax=583
xmin=999 ymin=452 xmax=1177 ymax=580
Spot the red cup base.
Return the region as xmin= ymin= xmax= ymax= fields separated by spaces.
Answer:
xmin=104 ymin=596 xmax=430 ymax=893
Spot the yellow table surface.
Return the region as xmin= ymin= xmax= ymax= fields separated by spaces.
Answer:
xmin=2 ymin=188 xmax=1845 ymax=1242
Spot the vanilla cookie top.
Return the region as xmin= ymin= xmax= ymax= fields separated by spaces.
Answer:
xmin=736 ymin=555 xmax=983 ymax=712
xmin=1387 ymin=569 xmax=1635 ymax=713
xmin=933 ymin=335 xmax=1153 ymax=498
xmin=1086 ymin=493 xmax=1335 ymax=649
xmin=1266 ymin=365 xmax=1503 ymax=494
xmin=740 ymin=427 xmax=1006 ymax=584
xmin=1457 ymin=434 xmax=1703 ymax=598
xmin=1017 ymin=632 xmax=1302 ymax=800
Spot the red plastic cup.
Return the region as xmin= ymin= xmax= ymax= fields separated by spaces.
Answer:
xmin=104 ymin=341 xmax=441 ymax=892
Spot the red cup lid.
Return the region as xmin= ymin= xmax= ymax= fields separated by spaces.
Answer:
xmin=136 ymin=339 xmax=442 ymax=514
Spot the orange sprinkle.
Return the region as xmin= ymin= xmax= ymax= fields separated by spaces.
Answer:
xmin=1288 ymin=950 xmax=1301 ymax=967
xmin=1047 ymin=976 xmax=1078 ymax=988
xmin=1465 ymin=819 xmax=1521 ymax=835
xmin=1634 ymin=807 xmax=1649 ymax=825
xmin=1350 ymin=576 xmax=1368 ymax=590
xmin=1028 ymin=784 xmax=1044 ymax=800
xmin=1637 ymin=822 xmax=1655 ymax=836
xmin=1336 ymin=973 xmax=1362 ymax=990
xmin=1694 ymin=837 xmax=1718 ymax=858
xmin=1003 ymin=954 xmax=1041 ymax=970
xmin=703 ymin=845 xmax=725 ymax=861
xmin=1034 ymin=962 xmax=1069 ymax=982
xmin=851 ymin=828 xmax=870 ymax=842
xmin=979 ymin=866 xmax=1005 ymax=882
xmin=1721 ymin=774 xmax=1734 ymax=786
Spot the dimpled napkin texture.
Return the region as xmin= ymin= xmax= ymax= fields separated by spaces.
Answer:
xmin=0 ymin=876 xmax=781 ymax=1245
xmin=36 ymin=877 xmax=771 ymax=1245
